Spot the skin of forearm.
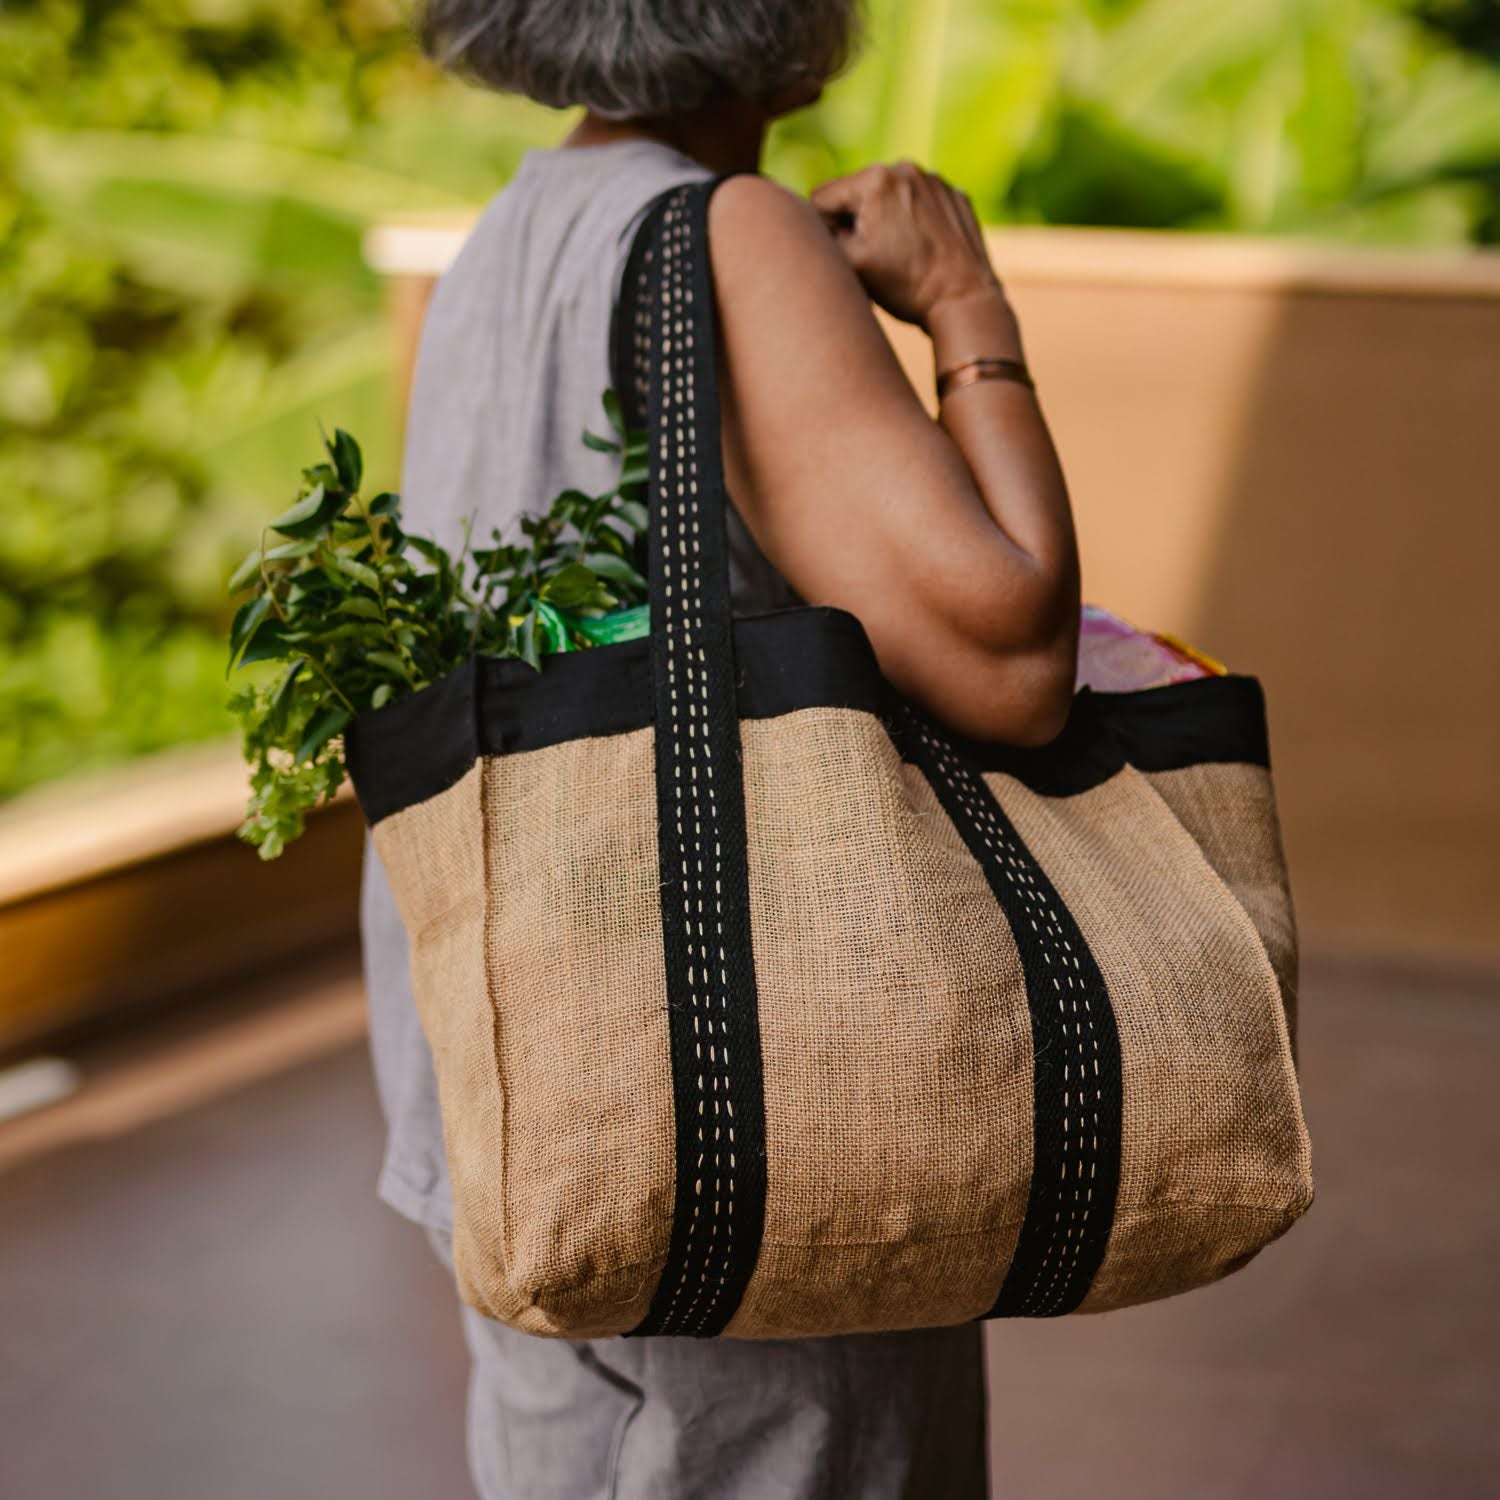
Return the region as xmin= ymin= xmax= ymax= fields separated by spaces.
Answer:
xmin=925 ymin=288 xmax=1080 ymax=621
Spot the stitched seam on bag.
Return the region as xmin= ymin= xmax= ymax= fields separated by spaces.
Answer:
xmin=760 ymin=1222 xmax=1028 ymax=1250
xmin=1134 ymin=762 xmax=1302 ymax=1048
xmin=476 ymin=757 xmax=522 ymax=1304
xmin=1108 ymin=1196 xmax=1311 ymax=1220
xmin=753 ymin=1196 xmax=1306 ymax=1253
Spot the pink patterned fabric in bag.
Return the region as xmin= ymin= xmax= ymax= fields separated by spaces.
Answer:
xmin=1075 ymin=604 xmax=1226 ymax=693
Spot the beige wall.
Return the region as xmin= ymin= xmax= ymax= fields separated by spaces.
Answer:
xmin=372 ymin=223 xmax=1500 ymax=961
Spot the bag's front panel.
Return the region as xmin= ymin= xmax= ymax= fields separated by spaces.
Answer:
xmin=985 ymin=765 xmax=1313 ymax=1313
xmin=476 ymin=727 xmax=676 ymax=1335
xmin=726 ymin=707 xmax=1035 ymax=1338
xmin=1143 ymin=762 xmax=1299 ymax=1044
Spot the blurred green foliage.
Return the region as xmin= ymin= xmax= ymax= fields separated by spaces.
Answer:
xmin=772 ymin=0 xmax=1500 ymax=241
xmin=0 ymin=0 xmax=562 ymax=797
xmin=3 ymin=0 xmax=1497 ymax=799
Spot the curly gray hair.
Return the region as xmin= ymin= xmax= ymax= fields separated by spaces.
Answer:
xmin=418 ymin=0 xmax=862 ymax=118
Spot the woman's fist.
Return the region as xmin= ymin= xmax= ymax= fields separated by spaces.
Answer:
xmin=810 ymin=162 xmax=1001 ymax=329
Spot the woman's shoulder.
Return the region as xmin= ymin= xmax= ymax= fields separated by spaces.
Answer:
xmin=705 ymin=173 xmax=875 ymax=347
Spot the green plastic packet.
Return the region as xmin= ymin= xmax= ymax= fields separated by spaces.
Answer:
xmin=565 ymin=603 xmax=650 ymax=647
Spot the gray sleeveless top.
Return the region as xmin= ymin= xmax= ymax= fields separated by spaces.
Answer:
xmin=359 ymin=140 xmax=799 ymax=1233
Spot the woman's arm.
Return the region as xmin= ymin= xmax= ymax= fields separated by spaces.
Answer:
xmin=708 ymin=166 xmax=1079 ymax=745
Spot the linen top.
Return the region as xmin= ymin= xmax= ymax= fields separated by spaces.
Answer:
xmin=359 ymin=139 xmax=801 ymax=1233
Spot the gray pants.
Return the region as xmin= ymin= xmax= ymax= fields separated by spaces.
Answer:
xmin=428 ymin=1230 xmax=989 ymax=1500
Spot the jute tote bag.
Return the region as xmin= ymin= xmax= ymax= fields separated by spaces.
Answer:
xmin=346 ymin=178 xmax=1312 ymax=1340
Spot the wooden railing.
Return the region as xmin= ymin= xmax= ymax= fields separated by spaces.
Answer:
xmin=0 ymin=743 xmax=362 ymax=1055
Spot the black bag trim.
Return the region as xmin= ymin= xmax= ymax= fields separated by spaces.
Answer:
xmin=891 ymin=702 xmax=1124 ymax=1317
xmin=344 ymin=611 xmax=1269 ymax=827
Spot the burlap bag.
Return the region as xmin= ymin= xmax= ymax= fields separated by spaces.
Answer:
xmin=347 ymin=180 xmax=1312 ymax=1340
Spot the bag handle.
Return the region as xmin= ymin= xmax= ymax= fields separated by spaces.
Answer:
xmin=611 ymin=177 xmax=771 ymax=1338
xmin=611 ymin=174 xmax=745 ymax=644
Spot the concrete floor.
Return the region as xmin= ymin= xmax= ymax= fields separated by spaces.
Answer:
xmin=0 ymin=949 xmax=1496 ymax=1499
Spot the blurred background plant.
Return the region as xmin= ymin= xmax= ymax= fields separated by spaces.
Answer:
xmin=3 ymin=0 xmax=1497 ymax=799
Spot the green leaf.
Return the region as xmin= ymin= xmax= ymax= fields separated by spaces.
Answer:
xmin=237 ymin=617 xmax=293 ymax=668
xmin=588 ymin=526 xmax=630 ymax=559
xmin=553 ymin=488 xmax=594 ymax=517
xmin=302 ymin=463 xmax=339 ymax=492
xmin=369 ymin=491 xmax=401 ymax=517
xmin=602 ymin=388 xmax=626 ymax=436
xmin=265 ymin=538 xmax=319 ymax=562
xmin=270 ymin=484 xmax=345 ymax=538
xmin=285 ymin=574 xmax=338 ymax=609
xmin=337 ymin=596 xmax=385 ymax=621
xmin=366 ymin=649 xmax=412 ymax=679
xmin=582 ymin=429 xmax=621 ymax=454
xmin=227 ymin=546 xmax=265 ymax=594
xmin=619 ymin=458 xmax=649 ymax=487
xmin=516 ymin=611 xmax=542 ymax=671
xmin=538 ymin=560 xmax=604 ymax=609
xmin=329 ymin=552 xmax=380 ymax=590
xmin=228 ymin=595 xmax=271 ymax=668
xmin=582 ymin=551 xmax=647 ymax=592
xmin=370 ymin=682 xmax=395 ymax=710
xmin=329 ymin=428 xmax=363 ymax=491
xmin=615 ymin=499 xmax=649 ymax=532
xmin=316 ymin=624 xmax=380 ymax=646
xmin=270 ymin=483 xmax=326 ymax=532
xmin=267 ymin=660 xmax=305 ymax=733
xmin=407 ymin=535 xmax=451 ymax=569
xmin=295 ymin=706 xmax=352 ymax=764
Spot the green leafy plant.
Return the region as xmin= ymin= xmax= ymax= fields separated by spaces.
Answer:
xmin=227 ymin=394 xmax=649 ymax=858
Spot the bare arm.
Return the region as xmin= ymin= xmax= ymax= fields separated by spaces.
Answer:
xmin=709 ymin=165 xmax=1079 ymax=745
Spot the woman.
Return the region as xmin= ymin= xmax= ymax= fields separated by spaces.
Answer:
xmin=360 ymin=2 xmax=1081 ymax=1495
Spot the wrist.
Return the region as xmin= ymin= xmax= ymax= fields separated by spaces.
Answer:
xmin=924 ymin=284 xmax=1024 ymax=359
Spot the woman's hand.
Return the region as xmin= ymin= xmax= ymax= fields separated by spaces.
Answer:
xmin=810 ymin=162 xmax=1001 ymax=330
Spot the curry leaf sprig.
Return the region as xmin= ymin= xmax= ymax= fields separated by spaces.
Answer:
xmin=227 ymin=393 xmax=650 ymax=859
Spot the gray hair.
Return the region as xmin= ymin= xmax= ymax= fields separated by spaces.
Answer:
xmin=418 ymin=0 xmax=862 ymax=118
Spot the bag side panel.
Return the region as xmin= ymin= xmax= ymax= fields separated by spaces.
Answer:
xmin=1144 ymin=762 xmax=1300 ymax=1051
xmin=478 ymin=728 xmax=675 ymax=1335
xmin=986 ymin=766 xmax=1314 ymax=1314
xmin=726 ymin=707 xmax=1034 ymax=1338
xmin=370 ymin=765 xmax=521 ymax=1325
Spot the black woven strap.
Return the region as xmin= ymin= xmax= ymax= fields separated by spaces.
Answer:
xmin=615 ymin=179 xmax=768 ymax=1337
xmin=891 ymin=701 xmax=1123 ymax=1317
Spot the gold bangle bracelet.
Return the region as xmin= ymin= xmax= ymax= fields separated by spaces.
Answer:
xmin=935 ymin=356 xmax=1034 ymax=402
